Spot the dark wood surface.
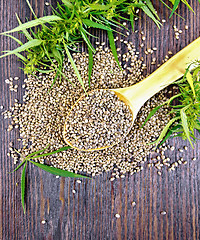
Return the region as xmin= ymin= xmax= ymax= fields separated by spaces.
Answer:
xmin=0 ymin=0 xmax=200 ymax=239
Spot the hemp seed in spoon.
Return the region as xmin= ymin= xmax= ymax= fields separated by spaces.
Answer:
xmin=63 ymin=89 xmax=133 ymax=150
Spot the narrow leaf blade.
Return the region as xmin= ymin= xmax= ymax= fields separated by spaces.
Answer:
xmin=145 ymin=0 xmax=160 ymax=19
xmin=2 ymin=34 xmax=23 ymax=45
xmin=180 ymin=106 xmax=194 ymax=147
xmin=26 ymin=144 xmax=50 ymax=158
xmin=107 ymin=30 xmax=122 ymax=70
xmin=29 ymin=160 xmax=90 ymax=178
xmin=10 ymin=159 xmax=27 ymax=173
xmin=0 ymin=39 xmax=42 ymax=58
xmin=3 ymin=16 xmax=62 ymax=34
xmin=169 ymin=0 xmax=181 ymax=18
xmin=83 ymin=19 xmax=111 ymax=31
xmin=88 ymin=47 xmax=93 ymax=88
xmin=155 ymin=117 xmax=180 ymax=146
xmin=141 ymin=104 xmax=164 ymax=128
xmin=15 ymin=13 xmax=33 ymax=40
xmin=61 ymin=0 xmax=73 ymax=8
xmin=64 ymin=43 xmax=87 ymax=93
xmin=25 ymin=0 xmax=37 ymax=18
xmin=29 ymin=146 xmax=71 ymax=159
xmin=21 ymin=161 xmax=27 ymax=214
xmin=139 ymin=1 xmax=162 ymax=27
xmin=80 ymin=27 xmax=96 ymax=53
xmin=186 ymin=71 xmax=196 ymax=97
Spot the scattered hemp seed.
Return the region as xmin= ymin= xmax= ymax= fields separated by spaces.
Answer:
xmin=45 ymin=2 xmax=50 ymax=6
xmin=192 ymin=157 xmax=196 ymax=161
xmin=76 ymin=180 xmax=82 ymax=184
xmin=41 ymin=220 xmax=46 ymax=224
xmin=185 ymin=25 xmax=189 ymax=30
xmin=136 ymin=9 xmax=139 ymax=14
xmin=131 ymin=202 xmax=136 ymax=207
xmin=72 ymin=189 xmax=76 ymax=193
xmin=115 ymin=214 xmax=120 ymax=218
xmin=170 ymin=146 xmax=175 ymax=151
xmin=160 ymin=211 xmax=167 ymax=215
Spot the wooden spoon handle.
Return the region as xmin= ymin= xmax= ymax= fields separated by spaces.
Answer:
xmin=118 ymin=37 xmax=200 ymax=115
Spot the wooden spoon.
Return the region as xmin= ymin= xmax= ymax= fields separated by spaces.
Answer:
xmin=63 ymin=37 xmax=200 ymax=151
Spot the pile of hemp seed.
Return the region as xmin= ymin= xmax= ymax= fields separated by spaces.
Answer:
xmin=3 ymin=41 xmax=178 ymax=180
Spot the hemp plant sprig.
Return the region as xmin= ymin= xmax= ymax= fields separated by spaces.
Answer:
xmin=142 ymin=60 xmax=200 ymax=148
xmin=0 ymin=0 xmax=196 ymax=91
xmin=11 ymin=145 xmax=90 ymax=214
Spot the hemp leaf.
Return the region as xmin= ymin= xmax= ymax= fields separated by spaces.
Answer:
xmin=11 ymin=145 xmax=90 ymax=213
xmin=142 ymin=60 xmax=200 ymax=147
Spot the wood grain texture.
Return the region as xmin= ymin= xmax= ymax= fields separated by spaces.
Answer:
xmin=0 ymin=0 xmax=200 ymax=239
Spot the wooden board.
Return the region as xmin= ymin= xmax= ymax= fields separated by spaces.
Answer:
xmin=0 ymin=0 xmax=199 ymax=239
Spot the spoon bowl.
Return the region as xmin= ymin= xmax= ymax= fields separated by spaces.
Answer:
xmin=63 ymin=37 xmax=200 ymax=151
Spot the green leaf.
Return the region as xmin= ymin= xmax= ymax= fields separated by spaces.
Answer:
xmin=2 ymin=34 xmax=23 ymax=45
xmin=194 ymin=121 xmax=200 ymax=130
xmin=3 ymin=50 xmax=27 ymax=62
xmin=48 ymin=70 xmax=60 ymax=92
xmin=26 ymin=144 xmax=50 ymax=159
xmin=0 ymin=39 xmax=42 ymax=58
xmin=186 ymin=71 xmax=196 ymax=97
xmin=80 ymin=27 xmax=96 ymax=53
xmin=141 ymin=104 xmax=164 ymax=128
xmin=139 ymin=1 xmax=162 ymax=27
xmin=28 ymin=146 xmax=72 ymax=159
xmin=89 ymin=3 xmax=113 ymax=10
xmin=21 ymin=161 xmax=27 ymax=214
xmin=29 ymin=160 xmax=90 ymax=178
xmin=169 ymin=0 xmax=181 ymax=18
xmin=9 ymin=159 xmax=27 ymax=173
xmin=157 ymin=129 xmax=173 ymax=147
xmin=25 ymin=0 xmax=37 ymax=18
xmin=159 ymin=0 xmax=185 ymax=19
xmin=166 ymin=93 xmax=182 ymax=105
xmin=83 ymin=19 xmax=111 ymax=31
xmin=145 ymin=0 xmax=160 ymax=19
xmin=63 ymin=42 xmax=87 ymax=93
xmin=37 ymin=69 xmax=54 ymax=74
xmin=52 ymin=48 xmax=63 ymax=65
xmin=129 ymin=13 xmax=134 ymax=32
xmin=15 ymin=13 xmax=33 ymax=41
xmin=88 ymin=47 xmax=93 ymax=88
xmin=61 ymin=0 xmax=73 ymax=8
xmin=180 ymin=105 xmax=194 ymax=148
xmin=14 ymin=53 xmax=27 ymax=62
xmin=181 ymin=0 xmax=194 ymax=12
xmin=2 ymin=16 xmax=63 ymax=34
xmin=155 ymin=117 xmax=180 ymax=146
xmin=107 ymin=30 xmax=122 ymax=70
